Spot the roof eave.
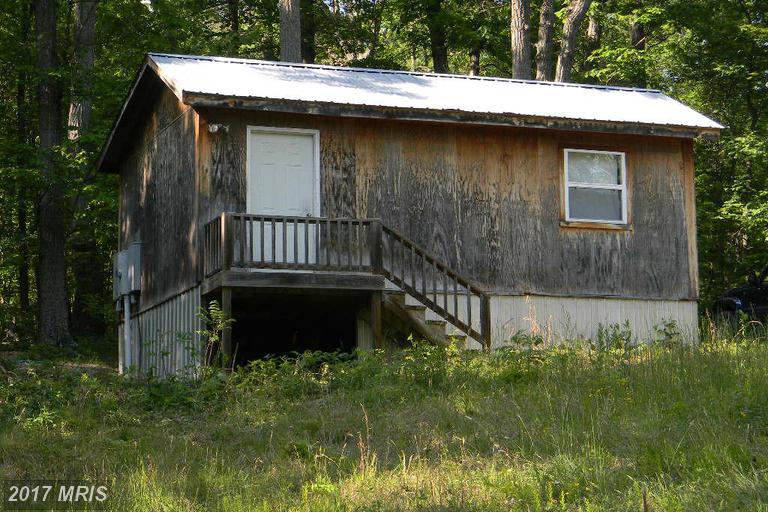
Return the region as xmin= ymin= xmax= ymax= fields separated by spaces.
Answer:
xmin=96 ymin=55 xmax=185 ymax=174
xmin=95 ymin=60 xmax=150 ymax=174
xmin=183 ymin=91 xmax=722 ymax=140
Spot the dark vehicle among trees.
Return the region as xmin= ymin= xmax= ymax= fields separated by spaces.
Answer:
xmin=714 ymin=266 xmax=768 ymax=321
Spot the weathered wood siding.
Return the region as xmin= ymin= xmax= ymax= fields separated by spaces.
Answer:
xmin=196 ymin=109 xmax=698 ymax=301
xmin=118 ymin=84 xmax=199 ymax=309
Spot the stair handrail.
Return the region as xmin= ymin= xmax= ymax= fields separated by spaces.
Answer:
xmin=373 ymin=221 xmax=492 ymax=351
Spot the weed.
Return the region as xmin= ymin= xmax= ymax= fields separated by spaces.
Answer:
xmin=1 ymin=330 xmax=767 ymax=510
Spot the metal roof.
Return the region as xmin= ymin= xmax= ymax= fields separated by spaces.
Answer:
xmin=147 ymin=53 xmax=723 ymax=134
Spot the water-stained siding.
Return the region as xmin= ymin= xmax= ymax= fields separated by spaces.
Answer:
xmin=118 ymin=82 xmax=199 ymax=309
xmin=195 ymin=109 xmax=698 ymax=301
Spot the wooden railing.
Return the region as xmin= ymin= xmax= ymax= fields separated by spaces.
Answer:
xmin=204 ymin=213 xmax=379 ymax=276
xmin=379 ymin=224 xmax=491 ymax=349
xmin=203 ymin=213 xmax=491 ymax=349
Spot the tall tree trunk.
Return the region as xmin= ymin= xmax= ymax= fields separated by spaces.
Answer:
xmin=279 ymin=0 xmax=302 ymax=62
xmin=555 ymin=0 xmax=592 ymax=82
xmin=587 ymin=14 xmax=601 ymax=49
xmin=629 ymin=20 xmax=647 ymax=86
xmin=17 ymin=80 xmax=30 ymax=312
xmin=68 ymin=0 xmax=95 ymax=142
xmin=469 ymin=46 xmax=480 ymax=76
xmin=300 ymin=0 xmax=315 ymax=63
xmin=227 ymin=0 xmax=239 ymax=54
xmin=17 ymin=1 xmax=32 ymax=312
xmin=424 ymin=0 xmax=449 ymax=73
xmin=534 ymin=0 xmax=555 ymax=81
xmin=227 ymin=0 xmax=239 ymax=33
xmin=582 ymin=12 xmax=601 ymax=74
xmin=369 ymin=0 xmax=384 ymax=63
xmin=69 ymin=0 xmax=102 ymax=338
xmin=630 ymin=20 xmax=645 ymax=50
xmin=510 ymin=0 xmax=531 ymax=79
xmin=35 ymin=0 xmax=73 ymax=346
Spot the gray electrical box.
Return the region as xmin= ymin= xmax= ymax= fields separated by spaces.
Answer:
xmin=113 ymin=242 xmax=142 ymax=301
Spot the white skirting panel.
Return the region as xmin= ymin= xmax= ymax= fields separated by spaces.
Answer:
xmin=118 ymin=286 xmax=203 ymax=378
xmin=490 ymin=295 xmax=699 ymax=348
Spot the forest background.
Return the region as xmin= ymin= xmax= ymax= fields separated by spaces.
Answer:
xmin=1 ymin=0 xmax=766 ymax=346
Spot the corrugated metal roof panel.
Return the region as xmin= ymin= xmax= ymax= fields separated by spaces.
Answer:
xmin=148 ymin=53 xmax=722 ymax=132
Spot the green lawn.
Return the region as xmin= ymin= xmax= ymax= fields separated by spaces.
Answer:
xmin=1 ymin=328 xmax=768 ymax=511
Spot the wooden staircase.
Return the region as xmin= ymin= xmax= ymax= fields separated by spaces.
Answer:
xmin=381 ymin=290 xmax=470 ymax=347
xmin=204 ymin=213 xmax=492 ymax=350
xmin=377 ymin=224 xmax=491 ymax=350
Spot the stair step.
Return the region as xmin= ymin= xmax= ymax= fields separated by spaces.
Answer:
xmin=385 ymin=290 xmax=406 ymax=305
xmin=404 ymin=304 xmax=426 ymax=321
xmin=426 ymin=319 xmax=447 ymax=337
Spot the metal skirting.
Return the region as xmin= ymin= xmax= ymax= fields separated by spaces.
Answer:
xmin=489 ymin=295 xmax=699 ymax=347
xmin=118 ymin=286 xmax=203 ymax=377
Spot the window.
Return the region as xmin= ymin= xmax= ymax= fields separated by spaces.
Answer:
xmin=564 ymin=149 xmax=627 ymax=224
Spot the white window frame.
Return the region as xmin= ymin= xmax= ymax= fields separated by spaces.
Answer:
xmin=564 ymin=148 xmax=628 ymax=224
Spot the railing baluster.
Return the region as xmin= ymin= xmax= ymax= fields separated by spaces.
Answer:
xmin=443 ymin=268 xmax=448 ymax=310
xmin=249 ymin=216 xmax=253 ymax=265
xmin=357 ymin=221 xmax=364 ymax=270
xmin=336 ymin=219 xmax=342 ymax=270
xmin=259 ymin=217 xmax=265 ymax=264
xmin=453 ymin=277 xmax=458 ymax=318
xmin=421 ymin=253 xmax=426 ymax=297
xmin=326 ymin=218 xmax=332 ymax=268
xmin=304 ymin=218 xmax=309 ymax=266
xmin=466 ymin=284 xmax=472 ymax=329
xmin=314 ymin=219 xmax=320 ymax=266
xmin=347 ymin=220 xmax=354 ymax=270
xmin=282 ymin=218 xmax=288 ymax=266
xmin=293 ymin=217 xmax=298 ymax=268
xmin=239 ymin=215 xmax=245 ymax=265
xmin=271 ymin=217 xmax=277 ymax=265
xmin=432 ymin=259 xmax=437 ymax=305
xmin=410 ymin=244 xmax=416 ymax=289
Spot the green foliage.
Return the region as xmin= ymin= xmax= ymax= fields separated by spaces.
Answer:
xmin=2 ymin=337 xmax=768 ymax=509
xmin=196 ymin=300 xmax=235 ymax=367
xmin=0 ymin=0 xmax=766 ymax=344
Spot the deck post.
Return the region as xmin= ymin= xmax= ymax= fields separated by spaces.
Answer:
xmin=480 ymin=294 xmax=491 ymax=352
xmin=369 ymin=220 xmax=383 ymax=273
xmin=220 ymin=213 xmax=233 ymax=271
xmin=221 ymin=287 xmax=233 ymax=369
xmin=370 ymin=290 xmax=383 ymax=350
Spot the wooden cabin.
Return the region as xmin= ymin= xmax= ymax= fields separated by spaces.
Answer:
xmin=99 ymin=53 xmax=722 ymax=376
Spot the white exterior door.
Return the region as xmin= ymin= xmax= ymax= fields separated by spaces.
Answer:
xmin=247 ymin=128 xmax=319 ymax=264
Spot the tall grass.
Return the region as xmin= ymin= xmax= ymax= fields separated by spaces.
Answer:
xmin=1 ymin=324 xmax=767 ymax=510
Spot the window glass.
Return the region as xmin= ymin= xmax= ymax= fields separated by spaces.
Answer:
xmin=568 ymin=151 xmax=622 ymax=185
xmin=565 ymin=149 xmax=626 ymax=224
xmin=568 ymin=188 xmax=623 ymax=221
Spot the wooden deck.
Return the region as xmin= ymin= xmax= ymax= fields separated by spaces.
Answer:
xmin=201 ymin=269 xmax=384 ymax=295
xmin=202 ymin=213 xmax=492 ymax=356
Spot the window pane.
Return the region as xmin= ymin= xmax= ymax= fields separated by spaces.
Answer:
xmin=569 ymin=187 xmax=623 ymax=221
xmin=568 ymin=151 xmax=622 ymax=185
